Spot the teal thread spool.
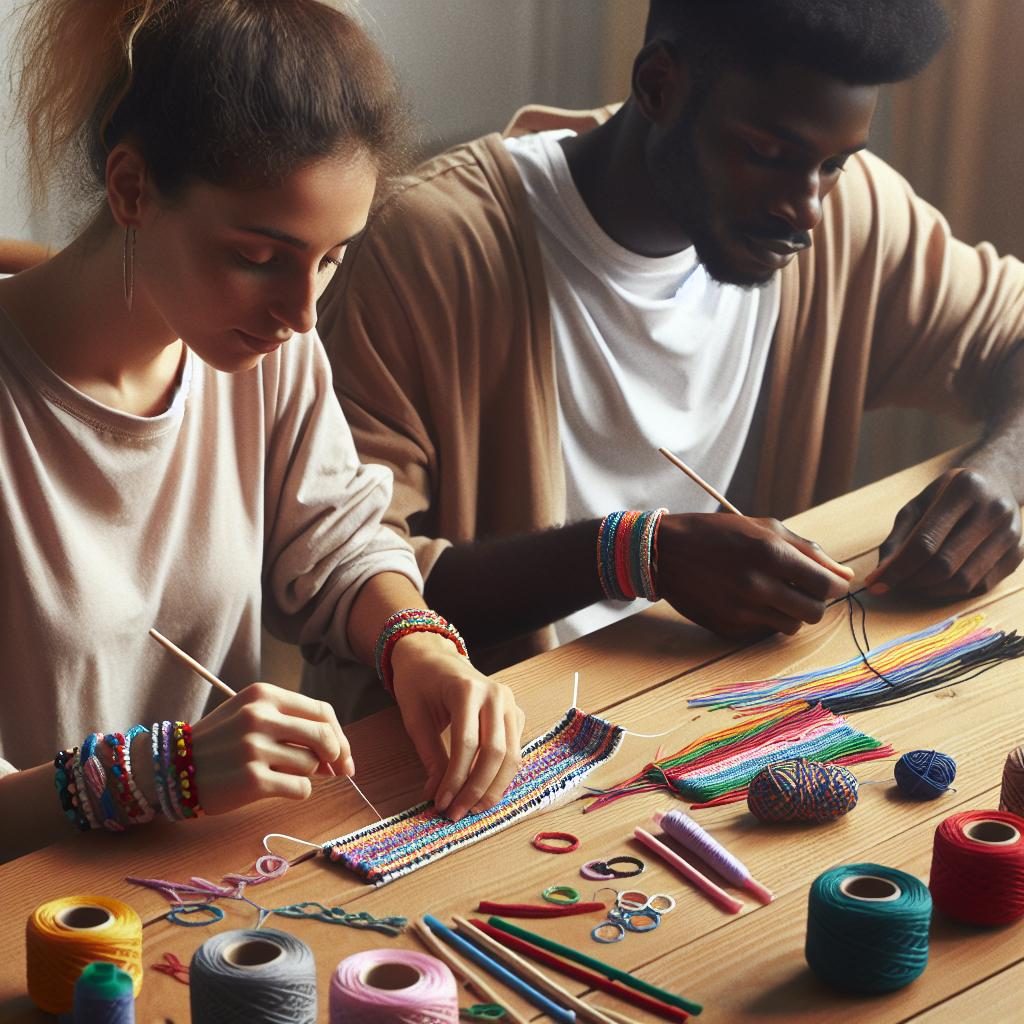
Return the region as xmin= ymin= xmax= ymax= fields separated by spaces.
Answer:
xmin=73 ymin=962 xmax=135 ymax=1024
xmin=805 ymin=864 xmax=931 ymax=993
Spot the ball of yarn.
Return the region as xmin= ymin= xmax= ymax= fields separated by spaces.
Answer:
xmin=894 ymin=749 xmax=957 ymax=799
xmin=26 ymin=895 xmax=143 ymax=1016
xmin=747 ymin=758 xmax=858 ymax=823
xmin=999 ymin=745 xmax=1024 ymax=817
xmin=330 ymin=949 xmax=459 ymax=1024
xmin=929 ymin=810 xmax=1024 ymax=926
xmin=190 ymin=929 xmax=317 ymax=1024
xmin=805 ymin=863 xmax=931 ymax=993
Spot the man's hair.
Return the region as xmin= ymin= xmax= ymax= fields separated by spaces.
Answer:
xmin=646 ymin=0 xmax=949 ymax=86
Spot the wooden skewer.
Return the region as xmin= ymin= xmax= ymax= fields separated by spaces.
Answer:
xmin=147 ymin=626 xmax=343 ymax=784
xmin=412 ymin=921 xmax=530 ymax=1024
xmin=453 ymin=916 xmax=641 ymax=1024
xmin=657 ymin=446 xmax=743 ymax=515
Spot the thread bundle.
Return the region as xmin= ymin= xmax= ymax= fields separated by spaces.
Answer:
xmin=747 ymin=759 xmax=859 ymax=823
xmin=894 ymin=750 xmax=957 ymax=799
xmin=189 ymin=929 xmax=317 ymax=1024
xmin=330 ymin=949 xmax=459 ymax=1023
xmin=26 ymin=895 xmax=143 ymax=1015
xmin=805 ymin=864 xmax=932 ymax=993
xmin=1000 ymin=746 xmax=1024 ymax=817
xmin=929 ymin=810 xmax=1024 ymax=926
xmin=585 ymin=703 xmax=891 ymax=812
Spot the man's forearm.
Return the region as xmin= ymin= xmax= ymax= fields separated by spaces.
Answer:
xmin=965 ymin=340 xmax=1024 ymax=498
xmin=424 ymin=520 xmax=605 ymax=649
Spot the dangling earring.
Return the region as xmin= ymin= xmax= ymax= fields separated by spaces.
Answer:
xmin=123 ymin=226 xmax=136 ymax=312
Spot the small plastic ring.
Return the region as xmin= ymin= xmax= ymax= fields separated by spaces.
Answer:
xmin=646 ymin=893 xmax=677 ymax=914
xmin=622 ymin=909 xmax=661 ymax=933
xmin=167 ymin=902 xmax=225 ymax=927
xmin=542 ymin=885 xmax=580 ymax=906
xmin=532 ymin=831 xmax=580 ymax=854
xmin=591 ymin=920 xmax=626 ymax=944
xmin=616 ymin=889 xmax=649 ymax=910
xmin=599 ymin=855 xmax=645 ymax=878
xmin=580 ymin=859 xmax=617 ymax=880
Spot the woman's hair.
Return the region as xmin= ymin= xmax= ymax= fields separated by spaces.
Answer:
xmin=16 ymin=0 xmax=406 ymax=206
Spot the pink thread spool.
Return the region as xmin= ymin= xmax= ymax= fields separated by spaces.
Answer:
xmin=329 ymin=949 xmax=459 ymax=1024
xmin=654 ymin=810 xmax=774 ymax=904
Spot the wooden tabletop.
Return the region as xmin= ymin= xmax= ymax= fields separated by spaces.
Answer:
xmin=3 ymin=449 xmax=1022 ymax=1024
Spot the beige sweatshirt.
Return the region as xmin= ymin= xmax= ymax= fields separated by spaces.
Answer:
xmin=0 ymin=310 xmax=420 ymax=773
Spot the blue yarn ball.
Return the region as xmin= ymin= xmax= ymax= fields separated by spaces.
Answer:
xmin=893 ymin=750 xmax=956 ymax=799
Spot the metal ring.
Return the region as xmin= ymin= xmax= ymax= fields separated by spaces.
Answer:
xmin=532 ymin=831 xmax=580 ymax=854
xmin=542 ymin=885 xmax=581 ymax=906
xmin=591 ymin=920 xmax=626 ymax=944
xmin=167 ymin=902 xmax=224 ymax=927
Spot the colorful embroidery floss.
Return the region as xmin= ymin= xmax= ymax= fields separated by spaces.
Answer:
xmin=1000 ymin=746 xmax=1024 ymax=817
xmin=189 ymin=929 xmax=317 ymax=1024
xmin=688 ymin=611 xmax=1024 ymax=714
xmin=893 ymin=750 xmax=957 ymax=799
xmin=26 ymin=896 xmax=143 ymax=1016
xmin=929 ymin=810 xmax=1024 ymax=926
xmin=324 ymin=709 xmax=623 ymax=885
xmin=747 ymin=758 xmax=859 ymax=823
xmin=329 ymin=949 xmax=459 ymax=1024
xmin=805 ymin=864 xmax=931 ymax=993
xmin=586 ymin=703 xmax=890 ymax=812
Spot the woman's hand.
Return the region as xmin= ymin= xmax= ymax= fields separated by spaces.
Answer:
xmin=188 ymin=682 xmax=352 ymax=814
xmin=389 ymin=632 xmax=525 ymax=822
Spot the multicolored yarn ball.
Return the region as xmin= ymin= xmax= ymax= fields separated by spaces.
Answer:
xmin=806 ymin=863 xmax=932 ymax=994
xmin=747 ymin=758 xmax=859 ymax=823
xmin=999 ymin=746 xmax=1024 ymax=817
xmin=893 ymin=750 xmax=957 ymax=800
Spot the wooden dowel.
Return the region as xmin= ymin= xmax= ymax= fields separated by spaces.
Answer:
xmin=454 ymin=916 xmax=637 ymax=1024
xmin=148 ymin=628 xmax=237 ymax=697
xmin=657 ymin=447 xmax=743 ymax=515
xmin=413 ymin=921 xmax=530 ymax=1024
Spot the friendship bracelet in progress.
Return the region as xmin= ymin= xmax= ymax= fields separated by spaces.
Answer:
xmin=323 ymin=708 xmax=624 ymax=885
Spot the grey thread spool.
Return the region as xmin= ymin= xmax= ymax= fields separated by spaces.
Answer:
xmin=190 ymin=929 xmax=317 ymax=1024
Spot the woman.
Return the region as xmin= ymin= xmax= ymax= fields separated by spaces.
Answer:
xmin=0 ymin=0 xmax=524 ymax=861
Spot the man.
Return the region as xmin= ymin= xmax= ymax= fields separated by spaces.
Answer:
xmin=313 ymin=0 xmax=1024 ymax=697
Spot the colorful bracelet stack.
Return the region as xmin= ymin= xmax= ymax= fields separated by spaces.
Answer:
xmin=54 ymin=720 xmax=202 ymax=831
xmin=374 ymin=608 xmax=469 ymax=694
xmin=597 ymin=508 xmax=668 ymax=602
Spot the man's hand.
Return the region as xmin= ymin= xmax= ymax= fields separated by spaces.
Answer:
xmin=865 ymin=467 xmax=1023 ymax=598
xmin=656 ymin=514 xmax=852 ymax=642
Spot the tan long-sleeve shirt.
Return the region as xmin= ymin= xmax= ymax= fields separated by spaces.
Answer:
xmin=0 ymin=311 xmax=419 ymax=772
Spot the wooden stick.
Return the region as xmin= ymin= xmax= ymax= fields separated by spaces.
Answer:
xmin=657 ymin=447 xmax=743 ymax=515
xmin=454 ymin=916 xmax=638 ymax=1024
xmin=148 ymin=628 xmax=237 ymax=697
xmin=148 ymin=626 xmax=341 ymax=783
xmin=412 ymin=921 xmax=530 ymax=1024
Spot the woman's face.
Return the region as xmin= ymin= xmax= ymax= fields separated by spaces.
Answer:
xmin=133 ymin=151 xmax=377 ymax=371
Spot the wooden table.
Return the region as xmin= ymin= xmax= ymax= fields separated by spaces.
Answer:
xmin=2 ymin=451 xmax=1022 ymax=1023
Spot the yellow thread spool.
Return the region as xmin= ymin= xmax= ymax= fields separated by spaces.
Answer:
xmin=26 ymin=895 xmax=143 ymax=1014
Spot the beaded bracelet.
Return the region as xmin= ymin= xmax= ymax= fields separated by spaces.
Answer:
xmin=80 ymin=732 xmax=124 ymax=832
xmin=597 ymin=508 xmax=668 ymax=602
xmin=106 ymin=727 xmax=156 ymax=825
xmin=172 ymin=721 xmax=204 ymax=818
xmin=374 ymin=608 xmax=469 ymax=694
xmin=161 ymin=720 xmax=187 ymax=820
xmin=69 ymin=744 xmax=101 ymax=830
xmin=53 ymin=748 xmax=90 ymax=831
xmin=151 ymin=721 xmax=176 ymax=820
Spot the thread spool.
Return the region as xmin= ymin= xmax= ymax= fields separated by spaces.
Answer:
xmin=747 ymin=758 xmax=858 ymax=823
xmin=893 ymin=749 xmax=957 ymax=799
xmin=929 ymin=810 xmax=1024 ymax=926
xmin=805 ymin=863 xmax=931 ymax=993
xmin=26 ymin=896 xmax=143 ymax=1015
xmin=329 ymin=949 xmax=459 ymax=1024
xmin=74 ymin=961 xmax=135 ymax=1024
xmin=190 ymin=929 xmax=317 ymax=1024
xmin=999 ymin=745 xmax=1024 ymax=816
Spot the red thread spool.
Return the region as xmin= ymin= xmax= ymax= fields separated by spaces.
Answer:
xmin=929 ymin=810 xmax=1024 ymax=926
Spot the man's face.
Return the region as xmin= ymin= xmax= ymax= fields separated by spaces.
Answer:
xmin=647 ymin=62 xmax=878 ymax=287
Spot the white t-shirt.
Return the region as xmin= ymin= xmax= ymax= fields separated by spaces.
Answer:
xmin=505 ymin=130 xmax=780 ymax=644
xmin=0 ymin=308 xmax=420 ymax=773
